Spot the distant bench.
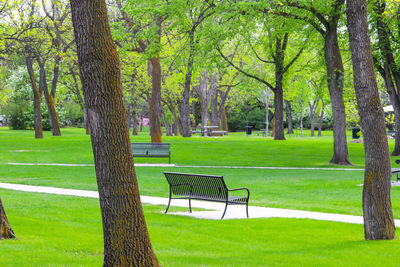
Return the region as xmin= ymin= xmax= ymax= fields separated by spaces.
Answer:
xmin=131 ymin=143 xmax=171 ymax=164
xmin=164 ymin=172 xmax=250 ymax=219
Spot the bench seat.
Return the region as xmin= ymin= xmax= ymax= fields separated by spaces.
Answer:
xmin=164 ymin=172 xmax=250 ymax=219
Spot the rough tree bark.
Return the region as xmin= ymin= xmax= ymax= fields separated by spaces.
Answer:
xmin=0 ymin=197 xmax=15 ymax=240
xmin=26 ymin=56 xmax=43 ymax=139
xmin=161 ymin=106 xmax=172 ymax=136
xmin=285 ymin=100 xmax=294 ymax=134
xmin=37 ymin=58 xmax=62 ymax=136
xmin=309 ymin=96 xmax=320 ymax=137
xmin=71 ymin=68 xmax=90 ymax=135
xmin=181 ymin=30 xmax=196 ymax=137
xmin=149 ymin=55 xmax=163 ymax=143
xmin=69 ymin=0 xmax=160 ymax=265
xmin=346 ymin=0 xmax=395 ymax=240
xmin=318 ymin=99 xmax=325 ymax=137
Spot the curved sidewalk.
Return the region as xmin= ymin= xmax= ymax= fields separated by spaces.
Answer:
xmin=0 ymin=182 xmax=397 ymax=225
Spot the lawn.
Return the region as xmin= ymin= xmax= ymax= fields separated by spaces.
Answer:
xmin=1 ymin=127 xmax=400 ymax=266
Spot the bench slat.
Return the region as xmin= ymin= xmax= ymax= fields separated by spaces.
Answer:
xmin=164 ymin=172 xmax=249 ymax=219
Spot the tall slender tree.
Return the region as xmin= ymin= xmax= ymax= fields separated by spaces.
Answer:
xmin=346 ymin=0 xmax=395 ymax=240
xmin=69 ymin=0 xmax=159 ymax=264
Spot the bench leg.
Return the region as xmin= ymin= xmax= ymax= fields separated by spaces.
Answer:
xmin=165 ymin=197 xmax=172 ymax=214
xmin=189 ymin=198 xmax=192 ymax=213
xmin=246 ymin=203 xmax=249 ymax=218
xmin=221 ymin=203 xmax=228 ymax=220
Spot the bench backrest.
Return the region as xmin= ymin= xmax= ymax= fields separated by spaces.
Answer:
xmin=131 ymin=143 xmax=170 ymax=156
xmin=164 ymin=172 xmax=228 ymax=200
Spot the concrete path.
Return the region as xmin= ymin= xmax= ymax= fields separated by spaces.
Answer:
xmin=1 ymin=182 xmax=398 ymax=226
xmin=7 ymin=162 xmax=364 ymax=171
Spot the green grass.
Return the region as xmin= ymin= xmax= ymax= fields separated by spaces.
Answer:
xmin=1 ymin=127 xmax=400 ymax=266
xmin=2 ymin=189 xmax=400 ymax=267
xmin=0 ymin=127 xmax=370 ymax=167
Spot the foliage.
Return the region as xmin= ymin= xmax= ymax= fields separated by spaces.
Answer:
xmin=62 ymin=101 xmax=83 ymax=127
xmin=1 ymin=66 xmax=66 ymax=130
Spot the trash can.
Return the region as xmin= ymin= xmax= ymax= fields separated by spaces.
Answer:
xmin=246 ymin=126 xmax=252 ymax=135
xmin=352 ymin=127 xmax=361 ymax=139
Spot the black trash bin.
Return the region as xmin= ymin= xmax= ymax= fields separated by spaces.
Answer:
xmin=352 ymin=127 xmax=361 ymax=139
xmin=246 ymin=126 xmax=253 ymax=135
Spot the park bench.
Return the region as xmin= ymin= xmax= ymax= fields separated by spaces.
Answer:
xmin=163 ymin=172 xmax=250 ymax=219
xmin=393 ymin=159 xmax=400 ymax=181
xmin=131 ymin=143 xmax=171 ymax=164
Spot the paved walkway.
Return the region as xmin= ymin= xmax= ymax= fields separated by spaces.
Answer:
xmin=7 ymin=162 xmax=364 ymax=171
xmin=1 ymin=182 xmax=398 ymax=226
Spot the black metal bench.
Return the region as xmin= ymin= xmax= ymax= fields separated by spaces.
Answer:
xmin=164 ymin=172 xmax=250 ymax=219
xmin=131 ymin=143 xmax=171 ymax=164
xmin=393 ymin=159 xmax=400 ymax=181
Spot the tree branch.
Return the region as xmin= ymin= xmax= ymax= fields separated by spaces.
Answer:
xmin=249 ymin=41 xmax=275 ymax=64
xmin=217 ymin=47 xmax=275 ymax=91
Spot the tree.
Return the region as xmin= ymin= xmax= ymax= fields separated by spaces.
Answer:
xmin=69 ymin=0 xmax=159 ymax=265
xmin=217 ymin=18 xmax=307 ymax=140
xmin=2 ymin=1 xmax=44 ymax=138
xmin=275 ymin=0 xmax=351 ymax=165
xmin=346 ymin=0 xmax=395 ymax=240
xmin=0 ymin=197 xmax=15 ymax=240
xmin=115 ymin=0 xmax=164 ymax=143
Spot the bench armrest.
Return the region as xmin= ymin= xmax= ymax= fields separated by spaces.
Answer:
xmin=228 ymin=187 xmax=250 ymax=199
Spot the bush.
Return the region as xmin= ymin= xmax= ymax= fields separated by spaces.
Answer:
xmin=3 ymin=99 xmax=33 ymax=129
xmin=63 ymin=101 xmax=83 ymax=126
xmin=227 ymin=107 xmax=273 ymax=132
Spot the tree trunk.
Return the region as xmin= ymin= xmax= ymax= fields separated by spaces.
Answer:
xmin=265 ymin=90 xmax=270 ymax=137
xmin=149 ymin=56 xmax=162 ymax=143
xmin=181 ymin=30 xmax=197 ymax=137
xmin=346 ymin=0 xmax=395 ymax=240
xmin=325 ymin=26 xmax=351 ymax=165
xmin=70 ymin=0 xmax=160 ymax=265
xmin=273 ymin=37 xmax=286 ymax=140
xmin=310 ymin=105 xmax=315 ymax=137
xmin=131 ymin=111 xmax=139 ymax=136
xmin=309 ymin=97 xmax=319 ymax=137
xmin=37 ymin=59 xmax=62 ymax=136
xmin=300 ymin=104 xmax=304 ymax=137
xmin=161 ymin=105 xmax=172 ymax=136
xmin=71 ymin=68 xmax=90 ymax=134
xmin=220 ymin=107 xmax=228 ymax=134
xmin=273 ymin=86 xmax=285 ymax=140
xmin=26 ymin=56 xmax=43 ymax=139
xmin=0 ymin=197 xmax=15 ymax=240
xmin=216 ymin=88 xmax=231 ymax=135
xmin=140 ymin=114 xmax=144 ymax=132
xmin=318 ymin=99 xmax=325 ymax=137
xmin=285 ymin=100 xmax=294 ymax=134
xmin=209 ymin=76 xmax=219 ymax=127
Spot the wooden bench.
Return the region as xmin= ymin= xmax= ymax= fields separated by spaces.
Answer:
xmin=164 ymin=172 xmax=250 ymax=219
xmin=131 ymin=143 xmax=171 ymax=164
